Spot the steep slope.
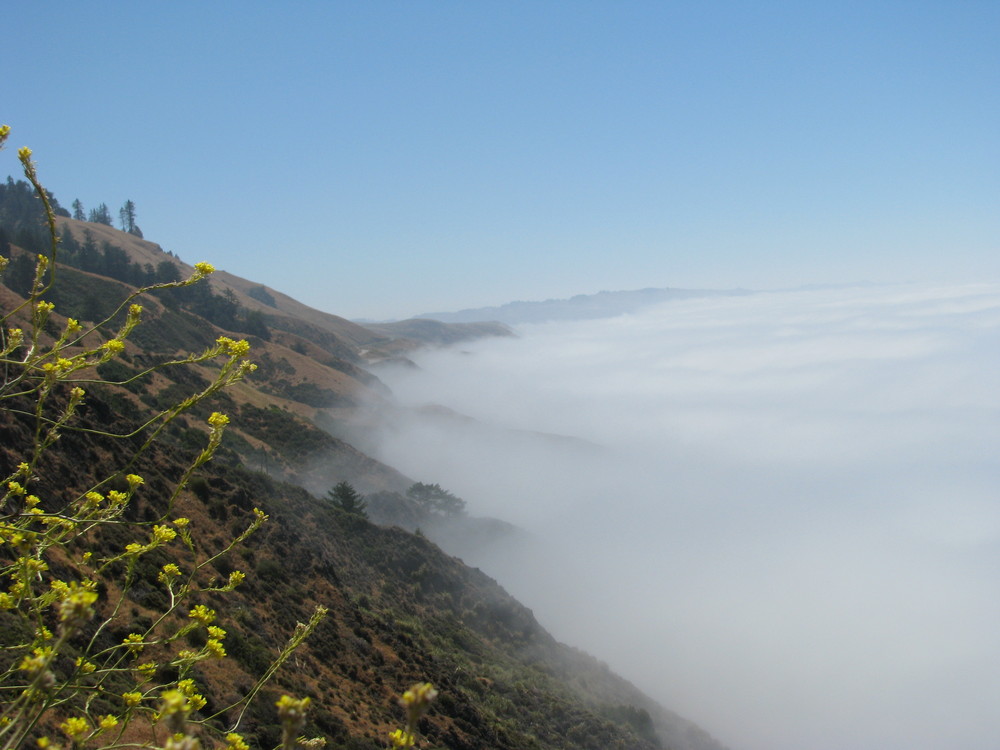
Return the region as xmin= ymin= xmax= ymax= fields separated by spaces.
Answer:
xmin=2 ymin=202 xmax=729 ymax=750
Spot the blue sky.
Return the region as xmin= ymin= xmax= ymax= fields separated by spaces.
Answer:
xmin=4 ymin=1 xmax=998 ymax=319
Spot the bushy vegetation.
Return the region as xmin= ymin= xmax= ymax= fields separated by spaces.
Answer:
xmin=0 ymin=128 xmax=435 ymax=750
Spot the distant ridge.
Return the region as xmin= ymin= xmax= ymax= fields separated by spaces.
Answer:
xmin=417 ymin=286 xmax=753 ymax=325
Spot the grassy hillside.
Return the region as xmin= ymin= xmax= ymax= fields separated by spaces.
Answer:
xmin=0 ymin=173 xmax=727 ymax=750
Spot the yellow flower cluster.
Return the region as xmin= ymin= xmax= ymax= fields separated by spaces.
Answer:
xmin=388 ymin=729 xmax=416 ymax=747
xmin=152 ymin=525 xmax=177 ymax=544
xmin=203 ymin=639 xmax=226 ymax=659
xmin=59 ymin=716 xmax=89 ymax=741
xmin=217 ymin=336 xmax=250 ymax=358
xmin=158 ymin=563 xmax=182 ymax=585
xmin=188 ymin=604 xmax=215 ymax=625
xmin=122 ymin=692 xmax=143 ymax=707
xmin=100 ymin=339 xmax=125 ymax=356
xmin=226 ymin=570 xmax=246 ymax=589
xmin=74 ymin=657 xmax=96 ymax=674
xmin=122 ymin=633 xmax=144 ymax=655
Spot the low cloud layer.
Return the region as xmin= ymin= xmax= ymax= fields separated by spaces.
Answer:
xmin=370 ymin=283 xmax=1000 ymax=750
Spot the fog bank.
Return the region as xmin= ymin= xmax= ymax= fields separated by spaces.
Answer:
xmin=371 ymin=283 xmax=1000 ymax=750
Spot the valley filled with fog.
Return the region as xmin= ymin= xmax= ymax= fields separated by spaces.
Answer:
xmin=370 ymin=283 xmax=1000 ymax=750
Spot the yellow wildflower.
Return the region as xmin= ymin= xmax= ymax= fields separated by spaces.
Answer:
xmin=389 ymin=729 xmax=415 ymax=748
xmin=226 ymin=570 xmax=246 ymax=589
xmin=59 ymin=717 xmax=89 ymax=741
xmin=207 ymin=625 xmax=226 ymax=640
xmin=177 ymin=679 xmax=197 ymax=696
xmin=98 ymin=715 xmax=119 ymax=730
xmin=158 ymin=563 xmax=182 ymax=584
xmin=75 ymin=657 xmax=96 ymax=674
xmin=123 ymin=633 xmax=144 ymax=654
xmin=204 ymin=639 xmax=226 ymax=659
xmin=151 ymin=525 xmax=177 ymax=545
xmin=216 ymin=336 xmax=250 ymax=358
xmin=101 ymin=339 xmax=125 ymax=355
xmin=188 ymin=604 xmax=215 ymax=625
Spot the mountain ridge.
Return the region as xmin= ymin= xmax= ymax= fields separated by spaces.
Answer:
xmin=415 ymin=287 xmax=754 ymax=325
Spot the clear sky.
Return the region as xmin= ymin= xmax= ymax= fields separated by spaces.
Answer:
xmin=4 ymin=1 xmax=998 ymax=320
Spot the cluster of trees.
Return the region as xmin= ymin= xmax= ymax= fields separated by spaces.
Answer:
xmin=325 ymin=481 xmax=467 ymax=520
xmin=2 ymin=174 xmax=140 ymax=237
xmin=71 ymin=196 xmax=142 ymax=236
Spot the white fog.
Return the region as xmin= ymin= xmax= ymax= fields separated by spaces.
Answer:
xmin=369 ymin=283 xmax=1000 ymax=750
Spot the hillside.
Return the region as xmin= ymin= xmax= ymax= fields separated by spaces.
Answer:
xmin=1 ymin=179 xmax=728 ymax=750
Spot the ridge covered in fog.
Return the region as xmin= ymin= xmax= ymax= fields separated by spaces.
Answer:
xmin=417 ymin=286 xmax=753 ymax=324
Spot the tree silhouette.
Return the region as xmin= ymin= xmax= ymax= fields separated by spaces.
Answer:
xmin=406 ymin=482 xmax=466 ymax=517
xmin=88 ymin=202 xmax=112 ymax=225
xmin=119 ymin=199 xmax=137 ymax=234
xmin=326 ymin=481 xmax=368 ymax=518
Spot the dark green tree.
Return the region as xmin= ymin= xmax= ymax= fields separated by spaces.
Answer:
xmin=88 ymin=202 xmax=112 ymax=225
xmin=406 ymin=482 xmax=466 ymax=517
xmin=71 ymin=198 xmax=85 ymax=220
xmin=119 ymin=199 xmax=137 ymax=234
xmin=326 ymin=481 xmax=368 ymax=518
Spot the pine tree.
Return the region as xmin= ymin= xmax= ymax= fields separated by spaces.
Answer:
xmin=119 ymin=199 xmax=137 ymax=234
xmin=326 ymin=481 xmax=368 ymax=518
xmin=72 ymin=198 xmax=85 ymax=220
